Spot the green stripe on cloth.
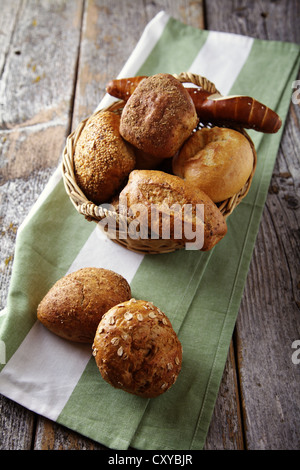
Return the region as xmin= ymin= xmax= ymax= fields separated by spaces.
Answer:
xmin=0 ymin=178 xmax=95 ymax=369
xmin=57 ymin=356 xmax=150 ymax=450
xmin=130 ymin=250 xmax=213 ymax=333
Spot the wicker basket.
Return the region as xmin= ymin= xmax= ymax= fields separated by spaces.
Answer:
xmin=62 ymin=72 xmax=257 ymax=254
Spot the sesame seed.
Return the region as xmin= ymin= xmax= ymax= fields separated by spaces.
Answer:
xmin=117 ymin=346 xmax=124 ymax=356
xmin=111 ymin=337 xmax=120 ymax=346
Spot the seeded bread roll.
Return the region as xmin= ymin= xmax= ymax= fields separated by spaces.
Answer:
xmin=74 ymin=111 xmax=136 ymax=204
xmin=172 ymin=127 xmax=254 ymax=202
xmin=120 ymin=73 xmax=198 ymax=165
xmin=37 ymin=268 xmax=131 ymax=343
xmin=118 ymin=169 xmax=227 ymax=251
xmin=93 ymin=298 xmax=182 ymax=398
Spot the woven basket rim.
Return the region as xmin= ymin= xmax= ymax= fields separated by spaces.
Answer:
xmin=61 ymin=72 xmax=257 ymax=252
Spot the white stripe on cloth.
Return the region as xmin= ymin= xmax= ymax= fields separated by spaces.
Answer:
xmin=66 ymin=227 xmax=143 ymax=281
xmin=189 ymin=30 xmax=254 ymax=95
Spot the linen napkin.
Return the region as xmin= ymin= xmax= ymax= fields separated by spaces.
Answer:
xmin=0 ymin=11 xmax=299 ymax=450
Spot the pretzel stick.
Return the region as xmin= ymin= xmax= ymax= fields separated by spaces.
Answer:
xmin=106 ymin=76 xmax=147 ymax=100
xmin=187 ymin=88 xmax=282 ymax=133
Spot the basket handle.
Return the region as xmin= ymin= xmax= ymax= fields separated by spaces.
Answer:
xmin=173 ymin=72 xmax=221 ymax=95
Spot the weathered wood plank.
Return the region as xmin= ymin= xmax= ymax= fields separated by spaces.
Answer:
xmin=204 ymin=340 xmax=244 ymax=450
xmin=205 ymin=0 xmax=300 ymax=43
xmin=236 ymin=102 xmax=300 ymax=450
xmin=0 ymin=0 xmax=84 ymax=302
xmin=0 ymin=394 xmax=35 ymax=450
xmin=0 ymin=0 xmax=84 ymax=450
xmin=0 ymin=0 xmax=20 ymax=77
xmin=205 ymin=0 xmax=300 ymax=450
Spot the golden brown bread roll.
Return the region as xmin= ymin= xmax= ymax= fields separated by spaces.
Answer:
xmin=37 ymin=268 xmax=131 ymax=343
xmin=74 ymin=111 xmax=136 ymax=204
xmin=119 ymin=73 xmax=198 ymax=165
xmin=117 ymin=169 xmax=227 ymax=251
xmin=92 ymin=298 xmax=182 ymax=398
xmin=172 ymin=127 xmax=254 ymax=202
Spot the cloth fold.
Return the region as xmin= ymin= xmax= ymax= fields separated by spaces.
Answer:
xmin=0 ymin=11 xmax=299 ymax=450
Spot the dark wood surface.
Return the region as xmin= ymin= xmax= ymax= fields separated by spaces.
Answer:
xmin=0 ymin=0 xmax=299 ymax=450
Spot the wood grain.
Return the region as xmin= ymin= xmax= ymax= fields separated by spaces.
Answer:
xmin=0 ymin=0 xmax=84 ymax=450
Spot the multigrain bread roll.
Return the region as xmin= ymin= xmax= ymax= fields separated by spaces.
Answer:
xmin=37 ymin=268 xmax=131 ymax=343
xmin=118 ymin=169 xmax=227 ymax=251
xmin=74 ymin=111 xmax=136 ymax=204
xmin=120 ymin=73 xmax=198 ymax=167
xmin=172 ymin=127 xmax=254 ymax=202
xmin=92 ymin=298 xmax=182 ymax=398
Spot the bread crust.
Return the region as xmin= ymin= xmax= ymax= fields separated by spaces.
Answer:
xmin=172 ymin=127 xmax=253 ymax=202
xmin=117 ymin=169 xmax=227 ymax=251
xmin=37 ymin=268 xmax=131 ymax=343
xmin=93 ymin=299 xmax=182 ymax=398
xmin=74 ymin=111 xmax=136 ymax=204
xmin=120 ymin=73 xmax=198 ymax=159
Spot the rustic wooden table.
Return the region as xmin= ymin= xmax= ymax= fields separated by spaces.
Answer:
xmin=0 ymin=0 xmax=299 ymax=450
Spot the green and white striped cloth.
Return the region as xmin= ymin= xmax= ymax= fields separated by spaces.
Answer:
xmin=0 ymin=11 xmax=299 ymax=450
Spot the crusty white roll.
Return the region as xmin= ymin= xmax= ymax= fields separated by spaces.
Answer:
xmin=117 ymin=169 xmax=227 ymax=251
xmin=119 ymin=73 xmax=198 ymax=164
xmin=92 ymin=298 xmax=182 ymax=398
xmin=172 ymin=127 xmax=254 ymax=203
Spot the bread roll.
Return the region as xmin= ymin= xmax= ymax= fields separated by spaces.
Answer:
xmin=118 ymin=169 xmax=227 ymax=251
xmin=120 ymin=73 xmax=198 ymax=163
xmin=74 ymin=111 xmax=136 ymax=204
xmin=92 ymin=298 xmax=182 ymax=398
xmin=172 ymin=127 xmax=254 ymax=202
xmin=37 ymin=268 xmax=131 ymax=343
